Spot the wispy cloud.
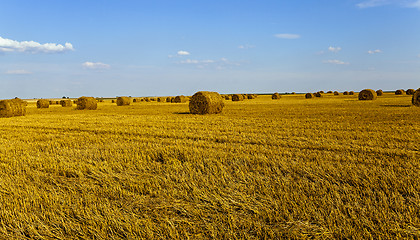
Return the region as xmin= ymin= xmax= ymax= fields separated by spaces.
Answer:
xmin=357 ymin=0 xmax=420 ymax=9
xmin=0 ymin=36 xmax=74 ymax=53
xmin=328 ymin=46 xmax=342 ymax=53
xmin=275 ymin=33 xmax=301 ymax=39
xmin=178 ymin=58 xmax=240 ymax=69
xmin=5 ymin=69 xmax=32 ymax=75
xmin=238 ymin=44 xmax=255 ymax=49
xmin=177 ymin=50 xmax=190 ymax=56
xmin=82 ymin=62 xmax=110 ymax=69
xmin=323 ymin=59 xmax=349 ymax=65
xmin=368 ymin=49 xmax=382 ymax=54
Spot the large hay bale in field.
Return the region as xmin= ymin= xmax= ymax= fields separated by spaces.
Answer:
xmin=0 ymin=98 xmax=26 ymax=118
xmin=406 ymin=89 xmax=415 ymax=95
xmin=37 ymin=99 xmax=49 ymax=108
xmin=232 ymin=94 xmax=244 ymax=101
xmin=333 ymin=91 xmax=339 ymax=95
xmin=117 ymin=96 xmax=131 ymax=106
xmin=358 ymin=89 xmax=377 ymax=100
xmin=343 ymin=91 xmax=349 ymax=95
xmin=376 ymin=89 xmax=383 ymax=96
xmin=272 ymin=93 xmax=281 ymax=99
xmin=412 ymin=88 xmax=420 ymax=107
xmin=174 ymin=95 xmax=187 ymax=103
xmin=305 ymin=93 xmax=314 ymax=99
xmin=60 ymin=99 xmax=72 ymax=107
xmin=314 ymin=92 xmax=323 ymax=98
xmin=189 ymin=91 xmax=224 ymax=114
xmin=349 ymin=91 xmax=355 ymax=95
xmin=76 ymin=96 xmax=97 ymax=110
xmin=395 ymin=89 xmax=405 ymax=95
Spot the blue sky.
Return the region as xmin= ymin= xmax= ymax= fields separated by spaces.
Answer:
xmin=0 ymin=0 xmax=419 ymax=98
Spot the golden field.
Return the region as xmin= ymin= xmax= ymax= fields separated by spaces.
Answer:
xmin=0 ymin=93 xmax=419 ymax=239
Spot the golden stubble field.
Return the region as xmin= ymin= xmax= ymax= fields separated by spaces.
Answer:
xmin=0 ymin=93 xmax=419 ymax=239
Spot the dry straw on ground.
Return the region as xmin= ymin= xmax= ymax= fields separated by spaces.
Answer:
xmin=376 ymin=90 xmax=383 ymax=96
xmin=76 ymin=97 xmax=97 ymax=110
xmin=412 ymin=88 xmax=420 ymax=106
xmin=189 ymin=91 xmax=224 ymax=114
xmin=37 ymin=99 xmax=49 ymax=108
xmin=406 ymin=89 xmax=415 ymax=95
xmin=117 ymin=97 xmax=131 ymax=106
xmin=232 ymin=94 xmax=244 ymax=101
xmin=0 ymin=98 xmax=26 ymax=118
xmin=60 ymin=100 xmax=72 ymax=107
xmin=305 ymin=93 xmax=314 ymax=99
xmin=359 ymin=89 xmax=377 ymax=100
xmin=272 ymin=93 xmax=281 ymax=99
xmin=395 ymin=89 xmax=405 ymax=95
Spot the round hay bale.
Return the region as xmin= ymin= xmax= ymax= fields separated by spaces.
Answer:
xmin=60 ymin=99 xmax=72 ymax=107
xmin=117 ymin=96 xmax=131 ymax=106
xmin=157 ymin=97 xmax=166 ymax=102
xmin=37 ymin=99 xmax=49 ymax=108
xmin=305 ymin=93 xmax=314 ymax=99
xmin=314 ymin=92 xmax=323 ymax=98
xmin=343 ymin=91 xmax=349 ymax=95
xmin=291 ymin=92 xmax=296 ymax=95
xmin=406 ymin=89 xmax=415 ymax=95
xmin=247 ymin=94 xmax=256 ymax=99
xmin=174 ymin=95 xmax=187 ymax=103
xmin=319 ymin=91 xmax=324 ymax=94
xmin=333 ymin=91 xmax=339 ymax=95
xmin=231 ymin=94 xmax=244 ymax=101
xmin=224 ymin=95 xmax=231 ymax=100
xmin=166 ymin=97 xmax=172 ymax=102
xmin=133 ymin=98 xmax=140 ymax=103
xmin=189 ymin=91 xmax=224 ymax=114
xmin=144 ymin=97 xmax=150 ymax=102
xmin=349 ymin=91 xmax=355 ymax=95
xmin=376 ymin=89 xmax=383 ymax=96
xmin=111 ymin=99 xmax=115 ymax=103
xmin=76 ymin=96 xmax=97 ymax=110
xmin=327 ymin=91 xmax=333 ymax=94
xmin=272 ymin=93 xmax=281 ymax=99
xmin=0 ymin=98 xmax=26 ymax=118
xmin=358 ymin=89 xmax=377 ymax=100
xmin=150 ymin=97 xmax=156 ymax=101
xmin=412 ymin=88 xmax=420 ymax=106
xmin=395 ymin=89 xmax=405 ymax=95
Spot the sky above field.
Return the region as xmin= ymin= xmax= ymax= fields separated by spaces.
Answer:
xmin=1 ymin=0 xmax=419 ymax=98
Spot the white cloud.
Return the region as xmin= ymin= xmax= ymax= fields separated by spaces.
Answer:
xmin=178 ymin=58 xmax=240 ymax=69
xmin=357 ymin=0 xmax=389 ymax=8
xmin=357 ymin=0 xmax=420 ymax=9
xmin=275 ymin=33 xmax=301 ymax=39
xmin=180 ymin=59 xmax=215 ymax=64
xmin=407 ymin=0 xmax=420 ymax=8
xmin=368 ymin=49 xmax=382 ymax=54
xmin=417 ymin=54 xmax=420 ymax=57
xmin=0 ymin=36 xmax=74 ymax=53
xmin=82 ymin=62 xmax=110 ymax=69
xmin=238 ymin=44 xmax=255 ymax=49
xmin=177 ymin=50 xmax=190 ymax=56
xmin=5 ymin=69 xmax=32 ymax=75
xmin=328 ymin=46 xmax=342 ymax=53
xmin=323 ymin=59 xmax=350 ymax=65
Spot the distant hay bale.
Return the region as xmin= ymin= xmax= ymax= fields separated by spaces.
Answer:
xmin=232 ymin=94 xmax=244 ymax=101
xmin=406 ymin=89 xmax=415 ymax=95
xmin=272 ymin=93 xmax=281 ymax=99
xmin=376 ymin=90 xmax=383 ymax=96
xmin=170 ymin=97 xmax=175 ymax=103
xmin=174 ymin=95 xmax=187 ymax=103
xmin=157 ymin=97 xmax=166 ymax=102
xmin=166 ymin=97 xmax=172 ymax=102
xmin=412 ymin=88 xmax=420 ymax=107
xmin=132 ymin=98 xmax=140 ymax=103
xmin=358 ymin=89 xmax=377 ymax=100
xmin=224 ymin=95 xmax=231 ymax=100
xmin=60 ymin=99 xmax=72 ymax=107
xmin=319 ymin=91 xmax=324 ymax=94
xmin=395 ymin=89 xmax=405 ymax=95
xmin=327 ymin=91 xmax=333 ymax=94
xmin=305 ymin=93 xmax=314 ymax=99
xmin=73 ymin=100 xmax=78 ymax=104
xmin=117 ymin=96 xmax=131 ymax=106
xmin=37 ymin=99 xmax=49 ymax=108
xmin=0 ymin=98 xmax=26 ymax=118
xmin=150 ymin=97 xmax=156 ymax=101
xmin=111 ymin=99 xmax=115 ymax=103
xmin=343 ymin=91 xmax=349 ymax=95
xmin=247 ymin=94 xmax=256 ymax=99
xmin=189 ymin=91 xmax=224 ymax=114
xmin=314 ymin=92 xmax=323 ymax=98
xmin=144 ymin=97 xmax=150 ymax=102
xmin=349 ymin=91 xmax=355 ymax=95
xmin=334 ymin=91 xmax=339 ymax=95
xmin=291 ymin=92 xmax=296 ymax=94
xmin=76 ymin=96 xmax=97 ymax=110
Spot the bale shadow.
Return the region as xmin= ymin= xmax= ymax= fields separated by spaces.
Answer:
xmin=380 ymin=104 xmax=412 ymax=108
xmin=173 ymin=112 xmax=191 ymax=115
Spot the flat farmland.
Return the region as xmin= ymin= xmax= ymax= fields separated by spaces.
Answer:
xmin=0 ymin=93 xmax=419 ymax=239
